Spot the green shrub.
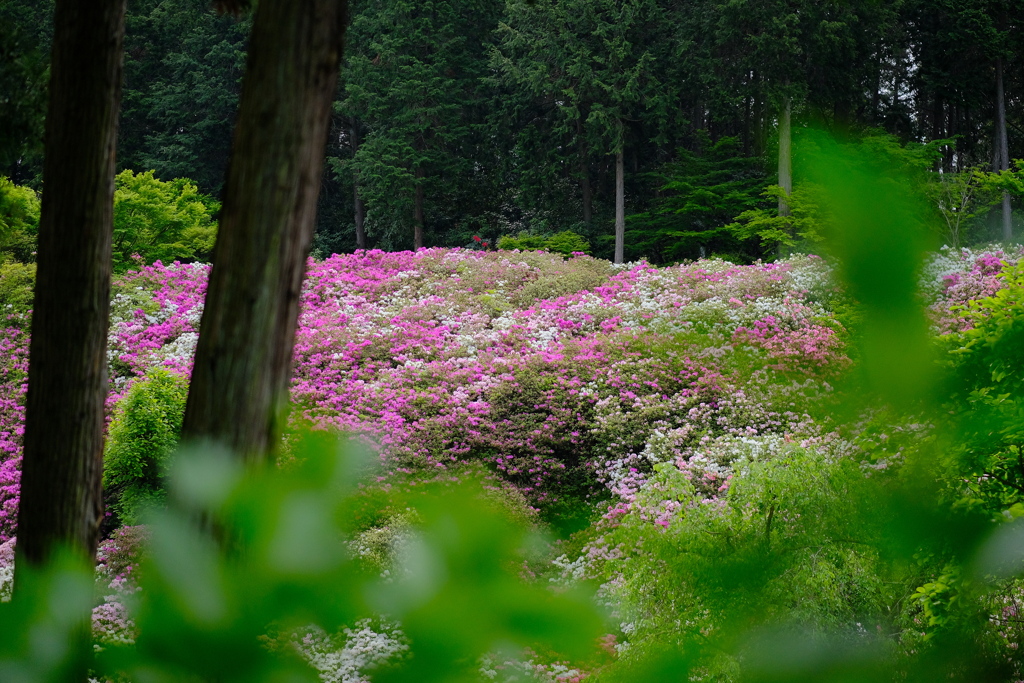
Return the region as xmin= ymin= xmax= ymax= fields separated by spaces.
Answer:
xmin=0 ymin=176 xmax=40 ymax=263
xmin=112 ymin=170 xmax=219 ymax=272
xmin=103 ymin=368 xmax=189 ymax=524
xmin=497 ymin=230 xmax=590 ymax=256
xmin=0 ymin=260 xmax=35 ymax=326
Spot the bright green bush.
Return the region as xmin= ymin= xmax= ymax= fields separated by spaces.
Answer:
xmin=112 ymin=169 xmax=219 ymax=272
xmin=0 ymin=260 xmax=35 ymax=326
xmin=103 ymin=368 xmax=189 ymax=524
xmin=945 ymin=262 xmax=1024 ymax=513
xmin=497 ymin=230 xmax=590 ymax=256
xmin=0 ymin=176 xmax=39 ymax=263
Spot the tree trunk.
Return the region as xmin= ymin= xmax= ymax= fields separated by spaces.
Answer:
xmin=996 ymin=56 xmax=1012 ymax=241
xmin=777 ymin=96 xmax=792 ymax=258
xmin=577 ymin=121 xmax=592 ymax=226
xmin=181 ymin=0 xmax=347 ymax=463
xmin=17 ymin=0 xmax=125 ymax=567
xmin=15 ymin=0 xmax=126 ymax=677
xmin=352 ymin=124 xmax=366 ymax=250
xmin=413 ymin=167 xmax=425 ymax=250
xmin=614 ymin=148 xmax=624 ymax=264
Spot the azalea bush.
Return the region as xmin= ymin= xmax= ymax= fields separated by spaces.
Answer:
xmin=0 ymin=232 xmax=1022 ymax=678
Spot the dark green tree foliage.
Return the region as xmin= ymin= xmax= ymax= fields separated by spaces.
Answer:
xmin=118 ymin=0 xmax=250 ymax=195
xmin=103 ymin=369 xmax=188 ymax=524
xmin=901 ymin=0 xmax=1002 ymax=166
xmin=0 ymin=0 xmax=55 ymax=185
xmin=338 ymin=0 xmax=503 ymax=250
xmin=491 ymin=0 xmax=672 ymax=258
xmin=626 ymin=135 xmax=767 ymax=263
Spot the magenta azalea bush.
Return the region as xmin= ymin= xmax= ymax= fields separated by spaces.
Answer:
xmin=0 ymin=245 xmax=1021 ymax=543
xmin=1 ymin=244 xmax=1023 ymax=676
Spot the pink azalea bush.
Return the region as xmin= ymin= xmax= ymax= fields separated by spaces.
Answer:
xmin=924 ymin=245 xmax=1024 ymax=333
xmin=1 ymin=245 xmax=1022 ymax=676
xmin=3 ymin=246 xmax=1018 ymax=542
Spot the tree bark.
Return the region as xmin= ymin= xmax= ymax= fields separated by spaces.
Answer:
xmin=181 ymin=0 xmax=348 ymax=462
xmin=777 ymin=96 xmax=792 ymax=258
xmin=614 ymin=148 xmax=624 ymax=264
xmin=352 ymin=124 xmax=366 ymax=250
xmin=17 ymin=0 xmax=125 ymax=568
xmin=996 ymin=56 xmax=1012 ymax=241
xmin=413 ymin=167 xmax=425 ymax=250
xmin=15 ymin=0 xmax=125 ymax=678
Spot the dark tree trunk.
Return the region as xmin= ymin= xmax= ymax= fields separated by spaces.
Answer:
xmin=352 ymin=124 xmax=366 ymax=250
xmin=614 ymin=148 xmax=624 ymax=264
xmin=15 ymin=0 xmax=126 ymax=677
xmin=413 ymin=167 xmax=425 ymax=250
xmin=996 ymin=56 xmax=1012 ymax=241
xmin=17 ymin=0 xmax=125 ymax=568
xmin=181 ymin=0 xmax=348 ymax=462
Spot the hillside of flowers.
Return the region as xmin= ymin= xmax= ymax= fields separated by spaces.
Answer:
xmin=1 ymin=244 xmax=1023 ymax=679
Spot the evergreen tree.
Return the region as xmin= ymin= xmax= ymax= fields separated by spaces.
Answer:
xmin=338 ymin=0 xmax=503 ymax=250
xmin=493 ymin=0 xmax=673 ymax=262
xmin=118 ymin=0 xmax=250 ymax=196
xmin=0 ymin=0 xmax=55 ymax=185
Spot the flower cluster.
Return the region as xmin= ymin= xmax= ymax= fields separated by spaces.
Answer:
xmin=923 ymin=245 xmax=1024 ymax=333
xmin=0 ymin=247 xmax=984 ymax=538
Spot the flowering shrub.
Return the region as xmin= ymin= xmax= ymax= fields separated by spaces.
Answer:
xmin=923 ymin=245 xmax=1024 ymax=333
xmin=1 ymin=246 xmax=1018 ymax=537
xmin=0 ymin=244 xmax=1022 ymax=677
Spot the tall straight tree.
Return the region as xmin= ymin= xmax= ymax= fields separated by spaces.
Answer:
xmin=339 ymin=0 xmax=502 ymax=250
xmin=181 ymin=0 xmax=347 ymax=461
xmin=16 ymin=0 xmax=126 ymax=568
xmin=493 ymin=0 xmax=671 ymax=263
xmin=15 ymin=0 xmax=126 ymax=678
xmin=995 ymin=54 xmax=1011 ymax=240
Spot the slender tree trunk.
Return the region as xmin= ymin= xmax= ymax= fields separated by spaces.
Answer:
xmin=181 ymin=0 xmax=347 ymax=462
xmin=996 ymin=56 xmax=1012 ymax=241
xmin=352 ymin=124 xmax=366 ymax=250
xmin=777 ymin=96 xmax=792 ymax=258
xmin=413 ymin=167 xmax=424 ymax=250
xmin=15 ymin=0 xmax=126 ymax=678
xmin=743 ymin=88 xmax=751 ymax=156
xmin=577 ymin=121 xmax=592 ymax=226
xmin=614 ymin=148 xmax=624 ymax=264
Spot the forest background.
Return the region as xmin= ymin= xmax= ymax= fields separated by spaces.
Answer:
xmin=3 ymin=0 xmax=1024 ymax=681
xmin=2 ymin=0 xmax=1024 ymax=263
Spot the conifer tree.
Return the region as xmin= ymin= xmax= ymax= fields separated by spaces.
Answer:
xmin=493 ymin=0 xmax=672 ymax=262
xmin=339 ymin=0 xmax=502 ymax=250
